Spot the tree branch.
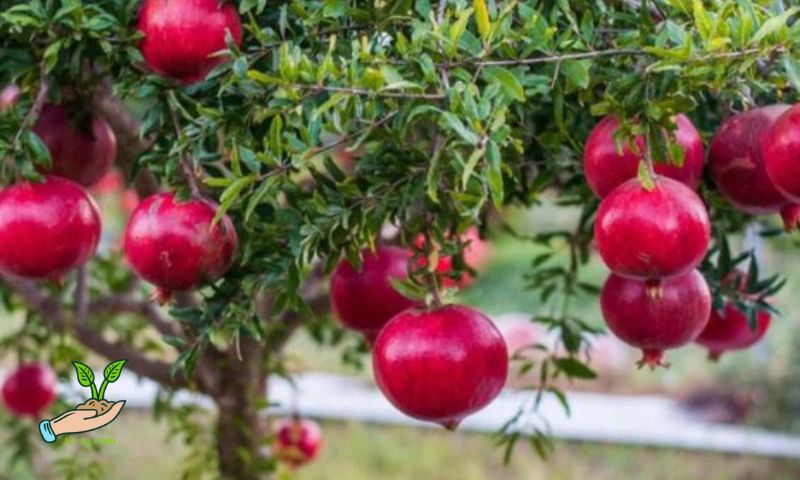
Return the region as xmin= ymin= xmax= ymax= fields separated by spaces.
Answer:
xmin=87 ymin=294 xmax=182 ymax=338
xmin=292 ymin=83 xmax=446 ymax=100
xmin=0 ymin=272 xmax=185 ymax=389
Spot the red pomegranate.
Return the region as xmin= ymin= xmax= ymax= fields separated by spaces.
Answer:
xmin=2 ymin=363 xmax=57 ymax=417
xmin=601 ymin=270 xmax=711 ymax=368
xmin=696 ymin=305 xmax=770 ymax=361
xmin=594 ymin=177 xmax=710 ymax=281
xmin=0 ymin=176 xmax=101 ymax=279
xmin=415 ymin=227 xmax=492 ymax=288
xmin=330 ymin=246 xmax=417 ymax=339
xmin=123 ymin=192 xmax=238 ymax=302
xmin=373 ymin=304 xmax=508 ymax=429
xmin=709 ymin=105 xmax=791 ymax=215
xmin=583 ymin=115 xmax=705 ymax=198
xmin=33 ymin=105 xmax=117 ymax=187
xmin=764 ymin=104 xmax=800 ymax=203
xmin=781 ymin=203 xmax=800 ymax=232
xmin=138 ymin=0 xmax=243 ymax=85
xmin=273 ymin=417 xmax=323 ymax=468
xmin=0 ymin=84 xmax=20 ymax=112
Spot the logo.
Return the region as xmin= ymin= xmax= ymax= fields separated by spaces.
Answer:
xmin=38 ymin=359 xmax=127 ymax=444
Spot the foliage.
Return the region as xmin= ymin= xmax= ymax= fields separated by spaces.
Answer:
xmin=0 ymin=0 xmax=799 ymax=477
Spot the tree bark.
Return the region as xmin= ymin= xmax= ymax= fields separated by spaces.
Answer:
xmin=214 ymin=337 xmax=269 ymax=480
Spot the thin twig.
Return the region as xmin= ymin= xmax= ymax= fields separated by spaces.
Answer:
xmin=74 ymin=266 xmax=89 ymax=324
xmin=301 ymin=111 xmax=399 ymax=161
xmin=293 ymin=83 xmax=446 ymax=100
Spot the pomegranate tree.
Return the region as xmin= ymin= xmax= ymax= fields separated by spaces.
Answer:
xmin=583 ymin=115 xmax=704 ymax=198
xmin=601 ymin=270 xmax=711 ymax=368
xmin=0 ymin=176 xmax=101 ymax=279
xmin=33 ymin=104 xmax=117 ymax=187
xmin=137 ymin=0 xmax=243 ymax=85
xmin=330 ymin=246 xmax=417 ymax=343
xmin=0 ymin=1 xmax=794 ymax=477
xmin=123 ymin=192 xmax=238 ymax=302
xmin=594 ymin=177 xmax=711 ymax=281
xmin=2 ymin=363 xmax=57 ymax=417
xmin=273 ymin=417 xmax=323 ymax=468
xmin=372 ymin=304 xmax=508 ymax=429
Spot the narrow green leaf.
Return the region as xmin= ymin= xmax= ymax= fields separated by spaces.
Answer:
xmin=482 ymin=67 xmax=525 ymax=102
xmin=474 ymin=0 xmax=491 ymax=41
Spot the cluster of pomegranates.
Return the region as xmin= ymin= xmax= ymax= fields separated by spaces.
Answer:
xmin=585 ymin=108 xmax=787 ymax=367
xmin=330 ymin=232 xmax=505 ymax=429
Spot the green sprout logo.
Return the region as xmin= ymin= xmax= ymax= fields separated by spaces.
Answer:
xmin=38 ymin=359 xmax=127 ymax=444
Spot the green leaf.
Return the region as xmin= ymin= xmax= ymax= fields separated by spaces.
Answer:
xmin=553 ymin=357 xmax=597 ymax=379
xmin=462 ymin=147 xmax=485 ymax=188
xmin=72 ymin=361 xmax=95 ymax=387
xmin=474 ymin=0 xmax=491 ymax=41
xmin=214 ymin=175 xmax=257 ymax=223
xmin=561 ymin=60 xmax=590 ymax=92
xmin=103 ymin=359 xmax=127 ymax=383
xmin=24 ymin=131 xmax=51 ymax=167
xmin=750 ymin=7 xmax=798 ymax=45
xmin=449 ymin=8 xmax=474 ymax=55
xmin=440 ymin=112 xmax=479 ymax=144
xmin=783 ymin=55 xmax=800 ymax=92
xmin=486 ymin=140 xmax=504 ymax=208
xmin=482 ymin=67 xmax=525 ymax=102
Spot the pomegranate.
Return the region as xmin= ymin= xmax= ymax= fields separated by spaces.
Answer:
xmin=373 ymin=304 xmax=508 ymax=429
xmin=2 ymin=363 xmax=57 ymax=417
xmin=33 ymin=104 xmax=117 ymax=187
xmin=123 ymin=192 xmax=238 ymax=302
xmin=273 ymin=417 xmax=323 ymax=468
xmin=601 ymin=270 xmax=711 ymax=368
xmin=138 ymin=0 xmax=243 ymax=85
xmin=594 ymin=177 xmax=710 ymax=281
xmin=0 ymin=176 xmax=101 ymax=279
xmin=709 ymin=105 xmax=791 ymax=215
xmin=0 ymin=84 xmax=20 ymax=112
xmin=781 ymin=203 xmax=800 ymax=232
xmin=764 ymin=104 xmax=800 ymax=203
xmin=696 ymin=305 xmax=771 ymax=361
xmin=583 ymin=115 xmax=705 ymax=198
xmin=415 ymin=227 xmax=492 ymax=288
xmin=330 ymin=246 xmax=417 ymax=339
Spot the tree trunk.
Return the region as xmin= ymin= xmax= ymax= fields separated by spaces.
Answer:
xmin=214 ymin=338 xmax=268 ymax=480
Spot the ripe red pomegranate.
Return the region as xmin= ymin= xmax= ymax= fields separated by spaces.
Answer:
xmin=415 ymin=227 xmax=492 ymax=288
xmin=781 ymin=203 xmax=800 ymax=232
xmin=583 ymin=115 xmax=705 ymax=198
xmin=33 ymin=104 xmax=117 ymax=187
xmin=764 ymin=104 xmax=800 ymax=203
xmin=695 ymin=305 xmax=770 ymax=361
xmin=0 ymin=176 xmax=101 ymax=279
xmin=123 ymin=192 xmax=238 ymax=302
xmin=2 ymin=363 xmax=57 ymax=417
xmin=601 ymin=270 xmax=711 ymax=368
xmin=138 ymin=0 xmax=243 ymax=85
xmin=373 ymin=304 xmax=508 ymax=429
xmin=594 ymin=177 xmax=710 ymax=281
xmin=709 ymin=105 xmax=792 ymax=216
xmin=273 ymin=417 xmax=323 ymax=468
xmin=0 ymin=84 xmax=20 ymax=112
xmin=330 ymin=246 xmax=417 ymax=339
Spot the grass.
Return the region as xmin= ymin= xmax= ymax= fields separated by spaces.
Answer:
xmin=7 ymin=410 xmax=798 ymax=480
